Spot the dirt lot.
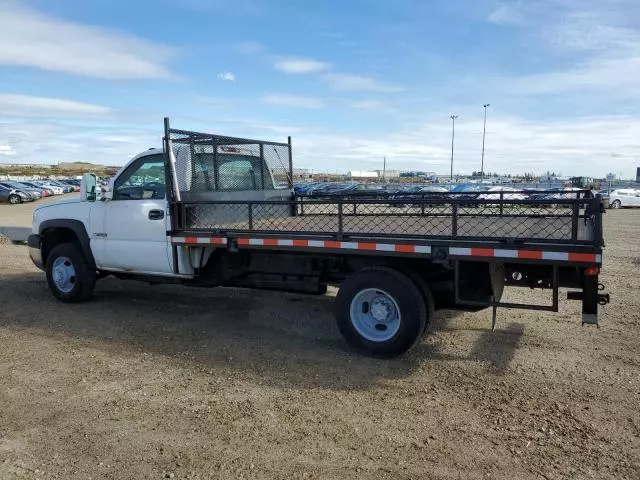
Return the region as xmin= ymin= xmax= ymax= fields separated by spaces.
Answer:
xmin=0 ymin=200 xmax=639 ymax=479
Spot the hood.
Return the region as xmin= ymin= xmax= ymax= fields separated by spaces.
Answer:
xmin=34 ymin=196 xmax=82 ymax=212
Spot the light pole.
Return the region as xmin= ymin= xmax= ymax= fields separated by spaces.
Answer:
xmin=450 ymin=114 xmax=458 ymax=183
xmin=382 ymin=156 xmax=386 ymax=182
xmin=481 ymin=103 xmax=490 ymax=183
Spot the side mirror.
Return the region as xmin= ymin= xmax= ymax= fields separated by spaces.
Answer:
xmin=80 ymin=173 xmax=97 ymax=202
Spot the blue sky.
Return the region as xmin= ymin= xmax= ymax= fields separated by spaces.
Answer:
xmin=1 ymin=0 xmax=640 ymax=177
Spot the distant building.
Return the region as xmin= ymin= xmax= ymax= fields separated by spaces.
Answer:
xmin=348 ymin=170 xmax=379 ymax=180
xmin=374 ymin=169 xmax=400 ymax=179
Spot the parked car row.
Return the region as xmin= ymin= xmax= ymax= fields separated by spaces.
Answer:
xmin=295 ymin=184 xmax=587 ymax=201
xmin=0 ymin=179 xmax=80 ymax=205
xmin=293 ymin=183 xmax=640 ymax=210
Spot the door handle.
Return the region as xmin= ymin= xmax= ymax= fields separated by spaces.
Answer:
xmin=148 ymin=209 xmax=165 ymax=220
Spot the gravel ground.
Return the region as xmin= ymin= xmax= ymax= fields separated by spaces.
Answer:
xmin=0 ymin=201 xmax=638 ymax=479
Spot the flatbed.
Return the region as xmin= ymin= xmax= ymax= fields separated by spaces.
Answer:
xmin=24 ymin=118 xmax=610 ymax=357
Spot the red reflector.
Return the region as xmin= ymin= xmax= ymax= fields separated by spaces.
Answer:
xmin=585 ymin=266 xmax=600 ymax=276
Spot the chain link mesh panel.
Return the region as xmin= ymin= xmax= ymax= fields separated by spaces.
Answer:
xmin=456 ymin=203 xmax=576 ymax=239
xmin=165 ymin=124 xmax=597 ymax=245
xmin=180 ymin=198 xmax=593 ymax=243
xmin=168 ymin=129 xmax=291 ymax=194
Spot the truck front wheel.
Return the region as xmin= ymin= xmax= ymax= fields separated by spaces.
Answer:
xmin=45 ymin=243 xmax=96 ymax=302
xmin=335 ymin=267 xmax=427 ymax=357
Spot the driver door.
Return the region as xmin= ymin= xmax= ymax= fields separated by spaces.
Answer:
xmin=100 ymin=154 xmax=172 ymax=274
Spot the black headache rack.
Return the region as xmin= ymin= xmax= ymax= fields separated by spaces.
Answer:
xmin=162 ymin=120 xmax=608 ymax=323
xmin=163 ymin=118 xmax=294 ymax=198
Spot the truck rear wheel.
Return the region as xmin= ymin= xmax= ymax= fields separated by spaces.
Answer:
xmin=407 ymin=272 xmax=435 ymax=336
xmin=45 ymin=243 xmax=96 ymax=302
xmin=335 ymin=267 xmax=427 ymax=357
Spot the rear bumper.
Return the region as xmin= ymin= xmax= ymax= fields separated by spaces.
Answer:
xmin=28 ymin=234 xmax=44 ymax=270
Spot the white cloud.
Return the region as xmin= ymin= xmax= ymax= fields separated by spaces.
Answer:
xmin=323 ymin=73 xmax=404 ymax=93
xmin=0 ymin=145 xmax=17 ymax=156
xmin=262 ymin=94 xmax=325 ymax=109
xmin=513 ymin=56 xmax=640 ymax=96
xmin=0 ymin=94 xmax=112 ymax=117
xmin=287 ymin=114 xmax=640 ymax=177
xmin=0 ymin=120 xmax=158 ymax=166
xmin=550 ymin=15 xmax=640 ymax=53
xmin=0 ymin=3 xmax=176 ymax=79
xmin=274 ymin=58 xmax=331 ymax=74
xmin=349 ymin=100 xmax=392 ymax=111
xmin=501 ymin=2 xmax=640 ymax=100
xmin=487 ymin=4 xmax=526 ymax=26
xmin=2 ymin=113 xmax=639 ymax=177
xmin=218 ymin=71 xmax=236 ymax=82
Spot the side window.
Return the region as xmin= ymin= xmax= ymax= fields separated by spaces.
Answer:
xmin=113 ymin=155 xmax=166 ymax=201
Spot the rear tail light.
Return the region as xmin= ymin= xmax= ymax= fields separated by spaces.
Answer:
xmin=585 ymin=266 xmax=600 ymax=276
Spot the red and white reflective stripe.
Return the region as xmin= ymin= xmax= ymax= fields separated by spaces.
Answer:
xmin=234 ymin=237 xmax=432 ymax=254
xmin=171 ymin=236 xmax=227 ymax=246
xmin=168 ymin=236 xmax=601 ymax=264
xmin=450 ymin=247 xmax=601 ymax=263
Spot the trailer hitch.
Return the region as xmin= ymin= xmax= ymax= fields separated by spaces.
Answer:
xmin=566 ymin=283 xmax=610 ymax=305
xmin=598 ymin=292 xmax=610 ymax=306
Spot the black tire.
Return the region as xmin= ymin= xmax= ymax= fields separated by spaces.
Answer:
xmin=610 ymin=200 xmax=621 ymax=209
xmin=335 ymin=267 xmax=427 ymax=357
xmin=407 ymin=272 xmax=435 ymax=336
xmin=8 ymin=194 xmax=21 ymax=205
xmin=45 ymin=242 xmax=96 ymax=302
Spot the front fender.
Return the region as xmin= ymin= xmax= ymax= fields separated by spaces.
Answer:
xmin=39 ymin=219 xmax=96 ymax=269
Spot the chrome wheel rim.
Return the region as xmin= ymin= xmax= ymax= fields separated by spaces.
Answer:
xmin=349 ymin=288 xmax=401 ymax=342
xmin=52 ymin=256 xmax=76 ymax=293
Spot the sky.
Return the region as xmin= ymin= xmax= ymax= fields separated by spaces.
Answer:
xmin=1 ymin=0 xmax=640 ymax=177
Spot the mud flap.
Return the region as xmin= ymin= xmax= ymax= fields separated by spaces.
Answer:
xmin=489 ymin=263 xmax=505 ymax=302
xmin=582 ymin=274 xmax=599 ymax=326
xmin=489 ymin=263 xmax=505 ymax=330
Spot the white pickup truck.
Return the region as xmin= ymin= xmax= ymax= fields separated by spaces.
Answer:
xmin=27 ymin=119 xmax=609 ymax=357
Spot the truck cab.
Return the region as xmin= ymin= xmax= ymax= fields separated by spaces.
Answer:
xmin=30 ymin=142 xmax=290 ymax=277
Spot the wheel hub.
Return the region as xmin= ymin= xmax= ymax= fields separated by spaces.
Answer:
xmin=52 ymin=257 xmax=76 ymax=293
xmin=371 ymin=298 xmax=394 ymax=322
xmin=349 ymin=288 xmax=402 ymax=342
